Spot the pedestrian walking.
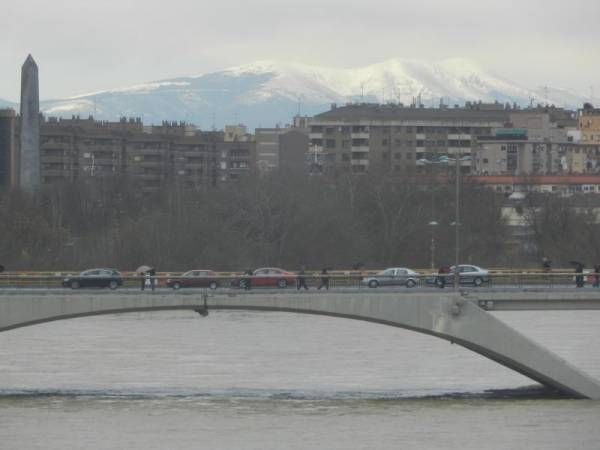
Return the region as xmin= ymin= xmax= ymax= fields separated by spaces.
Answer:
xmin=140 ymin=271 xmax=146 ymax=291
xmin=297 ymin=266 xmax=308 ymax=290
xmin=242 ymin=269 xmax=252 ymax=290
xmin=593 ymin=265 xmax=600 ymax=288
xmin=437 ymin=265 xmax=449 ymax=289
xmin=542 ymin=257 xmax=551 ymax=272
xmin=318 ymin=268 xmax=330 ymax=290
xmin=572 ymin=261 xmax=585 ymax=288
xmin=148 ymin=268 xmax=156 ymax=291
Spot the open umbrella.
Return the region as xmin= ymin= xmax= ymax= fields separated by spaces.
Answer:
xmin=569 ymin=261 xmax=584 ymax=267
xmin=136 ymin=265 xmax=153 ymax=274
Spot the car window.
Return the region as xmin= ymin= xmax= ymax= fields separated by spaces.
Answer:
xmin=464 ymin=266 xmax=476 ymax=272
xmin=99 ymin=270 xmax=112 ymax=276
xmin=80 ymin=270 xmax=93 ymax=276
xmin=382 ymin=269 xmax=395 ymax=276
xmin=198 ymin=271 xmax=209 ymax=276
xmin=255 ymin=269 xmax=268 ymax=275
xmin=271 ymin=269 xmax=282 ymax=275
xmin=397 ymin=269 xmax=408 ymax=275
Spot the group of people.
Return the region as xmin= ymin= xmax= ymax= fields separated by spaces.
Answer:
xmin=296 ymin=267 xmax=330 ymax=291
xmin=542 ymin=258 xmax=600 ymax=288
xmin=139 ymin=268 xmax=156 ymax=291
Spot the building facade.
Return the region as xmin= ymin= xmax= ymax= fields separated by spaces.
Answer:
xmin=0 ymin=109 xmax=16 ymax=189
xmin=309 ymin=103 xmax=510 ymax=175
xmin=24 ymin=116 xmax=255 ymax=191
xmin=579 ymin=104 xmax=600 ymax=144
xmin=255 ymin=126 xmax=309 ymax=173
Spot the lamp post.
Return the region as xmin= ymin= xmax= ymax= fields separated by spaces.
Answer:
xmin=417 ymin=154 xmax=470 ymax=290
xmin=428 ymin=220 xmax=439 ymax=269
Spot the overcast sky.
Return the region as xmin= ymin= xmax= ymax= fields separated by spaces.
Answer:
xmin=1 ymin=0 xmax=598 ymax=101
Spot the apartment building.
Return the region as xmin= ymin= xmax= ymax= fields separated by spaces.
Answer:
xmin=579 ymin=103 xmax=600 ymax=144
xmin=474 ymin=129 xmax=600 ymax=177
xmin=309 ymin=102 xmax=510 ymax=175
xmin=14 ymin=116 xmax=254 ymax=191
xmin=0 ymin=109 xmax=16 ymax=188
xmin=255 ymin=126 xmax=309 ymax=173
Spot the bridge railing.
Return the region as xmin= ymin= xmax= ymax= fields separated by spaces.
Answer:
xmin=0 ymin=270 xmax=597 ymax=290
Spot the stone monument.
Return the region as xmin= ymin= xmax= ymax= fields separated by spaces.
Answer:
xmin=19 ymin=54 xmax=40 ymax=191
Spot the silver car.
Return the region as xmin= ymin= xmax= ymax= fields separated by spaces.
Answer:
xmin=362 ymin=267 xmax=420 ymax=288
xmin=438 ymin=264 xmax=490 ymax=287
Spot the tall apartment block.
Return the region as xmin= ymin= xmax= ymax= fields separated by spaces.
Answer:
xmin=255 ymin=126 xmax=309 ymax=173
xmin=309 ymin=103 xmax=510 ymax=175
xmin=579 ymin=103 xmax=600 ymax=144
xmin=34 ymin=116 xmax=255 ymax=191
xmin=0 ymin=109 xmax=17 ymax=188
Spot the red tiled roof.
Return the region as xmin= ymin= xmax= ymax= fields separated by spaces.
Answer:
xmin=468 ymin=175 xmax=600 ymax=185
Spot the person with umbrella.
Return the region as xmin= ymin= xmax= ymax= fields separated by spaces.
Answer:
xmin=136 ymin=265 xmax=153 ymax=291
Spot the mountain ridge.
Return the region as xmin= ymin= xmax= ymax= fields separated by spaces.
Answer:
xmin=5 ymin=58 xmax=590 ymax=129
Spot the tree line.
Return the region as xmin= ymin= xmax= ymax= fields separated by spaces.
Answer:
xmin=1 ymin=169 xmax=598 ymax=272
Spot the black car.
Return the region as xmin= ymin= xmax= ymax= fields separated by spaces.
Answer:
xmin=62 ymin=268 xmax=123 ymax=289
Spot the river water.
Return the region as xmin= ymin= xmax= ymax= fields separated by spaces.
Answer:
xmin=1 ymin=309 xmax=599 ymax=449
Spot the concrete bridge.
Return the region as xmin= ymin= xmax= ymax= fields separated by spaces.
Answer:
xmin=1 ymin=290 xmax=600 ymax=399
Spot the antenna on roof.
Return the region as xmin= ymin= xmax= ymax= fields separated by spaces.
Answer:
xmin=360 ymin=83 xmax=365 ymax=102
xmin=212 ymin=111 xmax=216 ymax=131
xmin=543 ymin=85 xmax=549 ymax=104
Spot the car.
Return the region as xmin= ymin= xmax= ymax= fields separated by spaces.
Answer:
xmin=166 ymin=270 xmax=220 ymax=290
xmin=62 ymin=268 xmax=123 ymax=289
xmin=430 ymin=264 xmax=490 ymax=287
xmin=361 ymin=267 xmax=420 ymax=288
xmin=232 ymin=267 xmax=297 ymax=289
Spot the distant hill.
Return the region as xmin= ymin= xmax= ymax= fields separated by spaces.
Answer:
xmin=19 ymin=58 xmax=591 ymax=130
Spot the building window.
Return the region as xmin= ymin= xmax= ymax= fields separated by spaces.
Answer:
xmin=326 ymin=139 xmax=336 ymax=149
xmin=394 ymin=152 xmax=402 ymax=160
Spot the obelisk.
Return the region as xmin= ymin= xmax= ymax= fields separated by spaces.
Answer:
xmin=19 ymin=54 xmax=40 ymax=191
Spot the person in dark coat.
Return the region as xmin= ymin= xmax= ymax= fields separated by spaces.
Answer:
xmin=297 ymin=266 xmax=308 ymax=290
xmin=437 ymin=265 xmax=449 ymax=289
xmin=593 ymin=265 xmax=600 ymax=288
xmin=148 ymin=268 xmax=156 ymax=291
xmin=318 ymin=268 xmax=330 ymax=290
xmin=242 ymin=269 xmax=252 ymax=290
xmin=140 ymin=271 xmax=146 ymax=291
xmin=575 ymin=262 xmax=585 ymax=288
xmin=542 ymin=257 xmax=551 ymax=272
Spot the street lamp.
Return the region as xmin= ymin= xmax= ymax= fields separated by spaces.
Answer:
xmin=417 ymin=154 xmax=471 ymax=290
xmin=428 ymin=220 xmax=439 ymax=270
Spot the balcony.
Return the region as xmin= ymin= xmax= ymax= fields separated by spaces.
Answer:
xmin=138 ymin=161 xmax=163 ymax=168
xmin=351 ymin=132 xmax=369 ymax=139
xmin=448 ymin=134 xmax=472 ymax=140
xmin=350 ymin=159 xmax=370 ymax=166
xmin=42 ymin=155 xmax=70 ymax=163
xmin=351 ymin=146 xmax=370 ymax=152
xmin=309 ymin=133 xmax=323 ymax=139
xmin=416 ymin=133 xmax=426 ymax=140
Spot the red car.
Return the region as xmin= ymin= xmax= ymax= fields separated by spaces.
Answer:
xmin=166 ymin=270 xmax=220 ymax=290
xmin=233 ymin=267 xmax=297 ymax=289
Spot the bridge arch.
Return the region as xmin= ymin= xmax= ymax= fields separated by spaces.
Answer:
xmin=1 ymin=291 xmax=600 ymax=399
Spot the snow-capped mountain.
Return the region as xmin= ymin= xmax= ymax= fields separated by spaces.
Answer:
xmin=32 ymin=58 xmax=588 ymax=130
